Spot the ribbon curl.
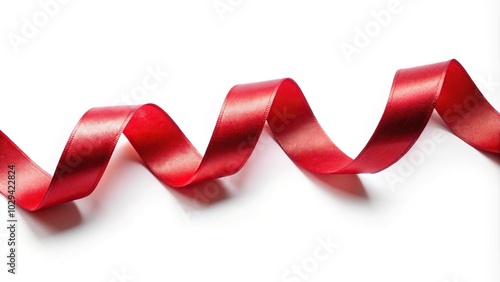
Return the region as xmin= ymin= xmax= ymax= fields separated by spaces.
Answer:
xmin=1 ymin=59 xmax=499 ymax=211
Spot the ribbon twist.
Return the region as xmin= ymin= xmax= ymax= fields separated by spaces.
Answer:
xmin=1 ymin=60 xmax=499 ymax=211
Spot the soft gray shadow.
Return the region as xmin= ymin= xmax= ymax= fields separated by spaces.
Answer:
xmin=165 ymin=179 xmax=230 ymax=210
xmin=301 ymin=169 xmax=370 ymax=200
xmin=19 ymin=202 xmax=82 ymax=237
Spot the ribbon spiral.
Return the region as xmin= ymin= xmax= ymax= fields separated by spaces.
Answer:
xmin=1 ymin=59 xmax=499 ymax=211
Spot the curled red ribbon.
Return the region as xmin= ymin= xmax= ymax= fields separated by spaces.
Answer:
xmin=1 ymin=59 xmax=499 ymax=211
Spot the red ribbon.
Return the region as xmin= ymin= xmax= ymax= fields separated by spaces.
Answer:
xmin=1 ymin=59 xmax=499 ymax=211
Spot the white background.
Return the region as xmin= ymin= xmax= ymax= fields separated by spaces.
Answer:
xmin=0 ymin=0 xmax=499 ymax=281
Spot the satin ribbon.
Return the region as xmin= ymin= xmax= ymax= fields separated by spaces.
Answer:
xmin=1 ymin=59 xmax=499 ymax=211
